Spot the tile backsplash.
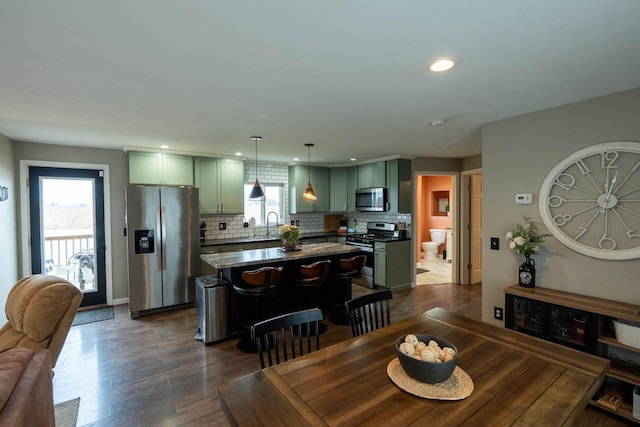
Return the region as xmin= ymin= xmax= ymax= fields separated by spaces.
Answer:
xmin=200 ymin=163 xmax=410 ymax=240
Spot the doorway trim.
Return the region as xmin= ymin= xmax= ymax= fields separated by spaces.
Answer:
xmin=460 ymin=168 xmax=483 ymax=285
xmin=19 ymin=160 xmax=114 ymax=305
xmin=412 ymin=170 xmax=460 ymax=286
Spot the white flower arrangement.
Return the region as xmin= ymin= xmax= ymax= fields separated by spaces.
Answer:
xmin=278 ymin=224 xmax=301 ymax=243
xmin=506 ymin=217 xmax=551 ymax=256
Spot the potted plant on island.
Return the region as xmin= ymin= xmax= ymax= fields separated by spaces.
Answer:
xmin=279 ymin=224 xmax=301 ymax=251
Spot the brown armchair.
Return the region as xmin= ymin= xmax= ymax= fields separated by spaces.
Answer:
xmin=0 ymin=275 xmax=83 ymax=368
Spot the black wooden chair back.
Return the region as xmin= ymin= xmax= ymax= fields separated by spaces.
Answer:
xmin=344 ymin=290 xmax=392 ymax=337
xmin=250 ymin=308 xmax=323 ymax=369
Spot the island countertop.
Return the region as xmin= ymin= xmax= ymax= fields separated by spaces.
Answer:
xmin=200 ymin=242 xmax=361 ymax=270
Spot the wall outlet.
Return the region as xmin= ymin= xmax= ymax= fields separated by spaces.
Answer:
xmin=219 ymin=222 xmax=226 ymax=230
xmin=291 ymin=220 xmax=295 ymax=225
xmin=295 ymin=220 xmax=300 ymax=226
xmin=494 ymin=307 xmax=503 ymax=320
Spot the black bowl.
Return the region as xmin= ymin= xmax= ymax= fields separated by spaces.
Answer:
xmin=395 ymin=334 xmax=458 ymax=384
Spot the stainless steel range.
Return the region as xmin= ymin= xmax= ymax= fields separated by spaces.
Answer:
xmin=345 ymin=222 xmax=397 ymax=288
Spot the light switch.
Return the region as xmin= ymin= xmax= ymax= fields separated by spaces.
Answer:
xmin=490 ymin=237 xmax=499 ymax=250
xmin=515 ymin=193 xmax=533 ymax=205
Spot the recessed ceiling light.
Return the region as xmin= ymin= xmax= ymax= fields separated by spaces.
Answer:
xmin=235 ymin=152 xmax=242 ymax=156
xmin=160 ymin=144 xmax=169 ymax=149
xmin=293 ymin=157 xmax=299 ymax=161
xmin=430 ymin=119 xmax=446 ymax=127
xmin=428 ymin=57 xmax=457 ymax=73
xmin=350 ymin=158 xmax=357 ymax=161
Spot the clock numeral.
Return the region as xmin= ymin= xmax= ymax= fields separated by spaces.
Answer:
xmin=554 ymin=173 xmax=575 ymax=191
xmin=548 ymin=195 xmax=567 ymax=208
xmin=627 ymin=229 xmax=640 ymax=239
xmin=575 ymin=159 xmax=591 ymax=175
xmin=598 ymin=234 xmax=616 ymax=250
xmin=553 ymin=214 xmax=572 ymax=226
xmin=600 ymin=151 xmax=619 ymax=169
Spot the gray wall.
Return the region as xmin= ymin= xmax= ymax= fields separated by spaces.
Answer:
xmin=482 ymin=87 xmax=640 ymax=324
xmin=0 ymin=133 xmax=18 ymax=310
xmin=13 ymin=141 xmax=129 ymax=302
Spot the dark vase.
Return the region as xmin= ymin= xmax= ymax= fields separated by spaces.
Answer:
xmin=518 ymin=253 xmax=536 ymax=288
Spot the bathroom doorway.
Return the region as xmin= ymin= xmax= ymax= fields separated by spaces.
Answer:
xmin=414 ymin=173 xmax=457 ymax=285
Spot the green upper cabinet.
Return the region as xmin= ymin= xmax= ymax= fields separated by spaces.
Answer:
xmin=330 ymin=167 xmax=348 ymax=212
xmin=194 ymin=158 xmax=244 ymax=214
xmin=129 ymin=152 xmax=194 ymax=185
xmin=347 ymin=166 xmax=358 ymax=212
xmin=357 ymin=161 xmax=386 ymax=189
xmin=289 ymin=165 xmax=330 ymax=213
xmin=386 ymin=159 xmax=411 ymax=213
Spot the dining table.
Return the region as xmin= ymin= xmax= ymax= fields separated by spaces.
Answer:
xmin=216 ymin=307 xmax=610 ymax=426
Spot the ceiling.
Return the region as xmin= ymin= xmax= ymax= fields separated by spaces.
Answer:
xmin=1 ymin=1 xmax=640 ymax=166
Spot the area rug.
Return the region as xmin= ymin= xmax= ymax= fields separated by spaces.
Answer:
xmin=72 ymin=306 xmax=114 ymax=326
xmin=55 ymin=397 xmax=80 ymax=427
xmin=416 ymin=268 xmax=429 ymax=274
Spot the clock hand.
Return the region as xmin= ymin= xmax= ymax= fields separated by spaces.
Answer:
xmin=600 ymin=171 xmax=618 ymax=213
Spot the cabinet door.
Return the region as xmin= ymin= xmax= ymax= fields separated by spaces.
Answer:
xmin=162 ymin=154 xmax=194 ymax=185
xmin=387 ymin=159 xmax=411 ymax=213
xmin=372 ymin=161 xmax=386 ymax=187
xmin=313 ymin=166 xmax=330 ymax=212
xmin=129 ymin=152 xmax=162 ymax=184
xmin=548 ymin=304 xmax=597 ymax=353
xmin=506 ymin=296 xmax=547 ymax=339
xmin=374 ymin=244 xmax=386 ymax=286
xmin=194 ymin=158 xmax=221 ymax=214
xmin=289 ymin=165 xmax=311 ymax=213
xmin=330 ymin=168 xmax=348 ymax=212
xmin=358 ymin=163 xmax=373 ymax=189
xmin=347 ymin=166 xmax=358 ymax=212
xmin=219 ymin=159 xmax=244 ymax=214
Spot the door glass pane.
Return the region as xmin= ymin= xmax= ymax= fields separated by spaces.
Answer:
xmin=41 ymin=178 xmax=97 ymax=293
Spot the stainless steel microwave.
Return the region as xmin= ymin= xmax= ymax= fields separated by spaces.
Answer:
xmin=355 ymin=187 xmax=387 ymax=212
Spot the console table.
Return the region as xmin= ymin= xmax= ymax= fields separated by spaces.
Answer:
xmin=505 ymin=285 xmax=640 ymax=423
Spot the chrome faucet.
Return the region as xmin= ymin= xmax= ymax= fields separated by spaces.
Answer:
xmin=266 ymin=211 xmax=279 ymax=237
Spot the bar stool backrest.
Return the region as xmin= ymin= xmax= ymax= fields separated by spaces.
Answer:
xmin=241 ymin=266 xmax=283 ymax=295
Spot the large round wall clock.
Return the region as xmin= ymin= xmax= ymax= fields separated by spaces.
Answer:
xmin=538 ymin=141 xmax=640 ymax=260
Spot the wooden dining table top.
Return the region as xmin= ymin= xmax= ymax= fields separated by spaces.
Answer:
xmin=216 ymin=307 xmax=610 ymax=426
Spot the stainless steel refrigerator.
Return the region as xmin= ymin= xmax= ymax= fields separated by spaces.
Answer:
xmin=126 ymin=185 xmax=200 ymax=317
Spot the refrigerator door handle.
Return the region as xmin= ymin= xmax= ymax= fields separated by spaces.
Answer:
xmin=158 ymin=206 xmax=166 ymax=271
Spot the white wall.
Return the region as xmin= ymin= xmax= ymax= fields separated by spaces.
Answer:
xmin=482 ymin=87 xmax=640 ymax=324
xmin=0 ymin=133 xmax=18 ymax=310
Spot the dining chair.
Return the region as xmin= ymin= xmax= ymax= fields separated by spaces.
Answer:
xmin=250 ymin=308 xmax=323 ymax=369
xmin=344 ymin=290 xmax=392 ymax=337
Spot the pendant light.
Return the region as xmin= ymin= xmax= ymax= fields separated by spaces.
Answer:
xmin=302 ymin=143 xmax=317 ymax=201
xmin=248 ymin=136 xmax=264 ymax=199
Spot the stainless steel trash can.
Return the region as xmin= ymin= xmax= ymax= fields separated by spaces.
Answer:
xmin=195 ymin=275 xmax=229 ymax=344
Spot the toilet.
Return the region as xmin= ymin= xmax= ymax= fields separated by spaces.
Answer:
xmin=422 ymin=229 xmax=448 ymax=260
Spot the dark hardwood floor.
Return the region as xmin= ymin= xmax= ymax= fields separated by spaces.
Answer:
xmin=53 ymin=283 xmax=632 ymax=426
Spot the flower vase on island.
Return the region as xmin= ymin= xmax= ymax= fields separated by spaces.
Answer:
xmin=279 ymin=224 xmax=301 ymax=251
xmin=506 ymin=217 xmax=551 ymax=288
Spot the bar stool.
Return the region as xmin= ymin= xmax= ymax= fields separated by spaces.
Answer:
xmin=329 ymin=254 xmax=366 ymax=325
xmin=233 ymin=266 xmax=283 ymax=352
xmin=293 ymin=260 xmax=331 ymax=336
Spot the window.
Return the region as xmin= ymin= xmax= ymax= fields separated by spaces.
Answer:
xmin=244 ymin=183 xmax=284 ymax=225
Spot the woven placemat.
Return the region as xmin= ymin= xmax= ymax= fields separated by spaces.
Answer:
xmin=387 ymin=358 xmax=473 ymax=400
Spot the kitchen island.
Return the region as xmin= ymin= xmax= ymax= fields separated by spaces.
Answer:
xmin=201 ymin=242 xmax=363 ymax=338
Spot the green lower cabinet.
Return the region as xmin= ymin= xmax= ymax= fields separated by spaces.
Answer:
xmin=374 ymin=240 xmax=411 ymax=289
